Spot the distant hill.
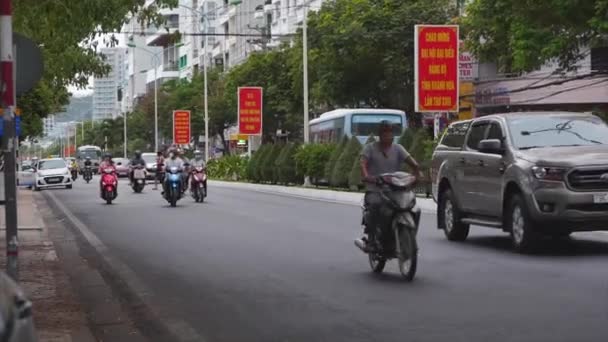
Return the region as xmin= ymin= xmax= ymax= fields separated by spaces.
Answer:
xmin=55 ymin=95 xmax=93 ymax=123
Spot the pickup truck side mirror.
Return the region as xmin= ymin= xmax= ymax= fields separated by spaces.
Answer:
xmin=478 ymin=139 xmax=503 ymax=154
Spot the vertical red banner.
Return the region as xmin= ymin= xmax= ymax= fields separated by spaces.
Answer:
xmin=238 ymin=87 xmax=263 ymax=135
xmin=414 ymin=25 xmax=459 ymax=112
xmin=173 ymin=110 xmax=191 ymax=145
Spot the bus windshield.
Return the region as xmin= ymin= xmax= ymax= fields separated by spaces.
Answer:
xmin=78 ymin=149 xmax=101 ymax=159
xmin=351 ymin=114 xmax=403 ymax=136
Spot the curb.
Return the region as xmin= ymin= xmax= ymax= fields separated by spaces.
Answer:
xmin=209 ymin=180 xmax=438 ymax=214
xmin=43 ymin=191 xmax=207 ymax=342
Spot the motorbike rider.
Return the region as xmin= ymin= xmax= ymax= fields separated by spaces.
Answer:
xmin=70 ymin=159 xmax=78 ymax=174
xmin=359 ymin=121 xmax=423 ymax=252
xmin=84 ymin=156 xmax=93 ymax=168
xmin=98 ymin=153 xmax=118 ymax=194
xmin=154 ymin=151 xmax=165 ymax=190
xmin=129 ymin=150 xmax=147 ymax=185
xmin=162 ymin=148 xmax=186 ymax=195
xmin=188 ymin=149 xmax=207 ymax=194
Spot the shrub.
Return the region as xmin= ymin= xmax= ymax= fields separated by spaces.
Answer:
xmin=206 ymin=155 xmax=248 ymax=180
xmin=348 ymin=135 xmax=376 ymax=190
xmin=294 ymin=143 xmax=335 ymax=184
xmin=248 ymin=144 xmax=269 ymax=182
xmin=399 ymin=127 xmax=418 ymax=151
xmin=324 ymin=136 xmax=348 ymax=181
xmin=261 ymin=144 xmax=283 ymax=183
xmin=408 ymin=128 xmax=433 ymax=173
xmin=275 ymin=143 xmax=300 ymax=185
xmin=331 ymin=137 xmax=362 ymax=188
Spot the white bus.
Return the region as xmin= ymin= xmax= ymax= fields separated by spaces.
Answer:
xmin=309 ymin=108 xmax=407 ymax=144
xmin=76 ymin=145 xmax=103 ymax=170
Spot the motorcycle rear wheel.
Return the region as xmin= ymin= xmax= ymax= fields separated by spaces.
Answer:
xmin=396 ymin=227 xmax=417 ymax=281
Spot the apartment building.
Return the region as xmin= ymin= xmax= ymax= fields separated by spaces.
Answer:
xmin=42 ymin=115 xmax=55 ymax=137
xmin=93 ymin=47 xmax=128 ymax=121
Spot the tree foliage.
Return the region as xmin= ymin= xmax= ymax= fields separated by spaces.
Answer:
xmin=325 ymin=136 xmax=349 ymax=181
xmin=462 ymin=0 xmax=608 ymax=72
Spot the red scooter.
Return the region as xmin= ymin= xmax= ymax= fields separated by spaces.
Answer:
xmin=100 ymin=167 xmax=118 ymax=204
xmin=190 ymin=166 xmax=207 ymax=203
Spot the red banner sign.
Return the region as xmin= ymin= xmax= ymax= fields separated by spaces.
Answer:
xmin=415 ymin=25 xmax=459 ymax=112
xmin=173 ymin=110 xmax=191 ymax=145
xmin=238 ymin=87 xmax=263 ymax=135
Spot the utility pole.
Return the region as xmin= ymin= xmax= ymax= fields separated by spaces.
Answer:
xmin=1 ymin=0 xmax=18 ymax=280
xmin=302 ymin=4 xmax=311 ymax=187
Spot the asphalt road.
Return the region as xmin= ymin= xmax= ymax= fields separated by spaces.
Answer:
xmin=47 ymin=177 xmax=608 ymax=342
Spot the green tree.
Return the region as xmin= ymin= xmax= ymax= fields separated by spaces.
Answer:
xmin=275 ymin=143 xmax=300 ymax=185
xmin=261 ymin=144 xmax=283 ymax=183
xmin=348 ymin=135 xmax=376 ymax=190
xmin=325 ymin=136 xmax=348 ymax=181
xmin=305 ymin=0 xmax=456 ymax=112
xmin=399 ymin=128 xmax=418 ymax=152
xmin=250 ymin=144 xmax=270 ymax=182
xmin=408 ymin=128 xmax=432 ymax=171
xmin=295 ymin=143 xmax=335 ymax=184
xmin=331 ymin=137 xmax=362 ymax=188
xmin=463 ymin=0 xmax=608 ymax=73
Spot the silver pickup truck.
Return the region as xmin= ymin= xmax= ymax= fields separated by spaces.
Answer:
xmin=431 ymin=112 xmax=608 ymax=252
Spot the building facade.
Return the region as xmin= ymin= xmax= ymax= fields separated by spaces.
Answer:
xmin=93 ymin=47 xmax=128 ymax=121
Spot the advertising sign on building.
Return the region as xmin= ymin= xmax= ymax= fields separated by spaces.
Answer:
xmin=238 ymin=87 xmax=263 ymax=135
xmin=173 ymin=110 xmax=191 ymax=145
xmin=414 ymin=25 xmax=459 ymax=112
xmin=459 ymin=41 xmax=478 ymax=81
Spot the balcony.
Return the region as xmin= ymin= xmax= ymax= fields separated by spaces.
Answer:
xmin=146 ymin=15 xmax=180 ymax=46
xmin=228 ymin=5 xmax=237 ymax=18
xmin=217 ymin=6 xmax=229 ymax=25
xmin=163 ymin=61 xmax=179 ymax=71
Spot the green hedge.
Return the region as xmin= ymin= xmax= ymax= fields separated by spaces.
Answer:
xmin=294 ymin=143 xmax=335 ymax=184
xmin=207 ymin=155 xmax=249 ymax=181
xmin=348 ymin=135 xmax=376 ymax=190
xmin=324 ymin=136 xmax=348 ymax=181
xmin=275 ymin=143 xmax=300 ymax=185
xmin=331 ymin=137 xmax=362 ymax=188
xmin=261 ymin=144 xmax=283 ymax=183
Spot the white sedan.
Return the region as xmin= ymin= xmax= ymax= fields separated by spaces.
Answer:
xmin=33 ymin=158 xmax=73 ymax=191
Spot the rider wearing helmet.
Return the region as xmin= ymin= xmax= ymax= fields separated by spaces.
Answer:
xmin=162 ymin=148 xmax=186 ymax=195
xmin=129 ymin=150 xmax=146 ymax=185
xmin=358 ymin=120 xmax=422 ymax=252
xmin=189 ymin=149 xmax=207 ymax=194
xmin=84 ymin=156 xmax=92 ymax=167
xmin=98 ymin=153 xmax=117 ymax=194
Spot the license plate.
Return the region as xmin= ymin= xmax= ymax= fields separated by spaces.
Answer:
xmin=47 ymin=177 xmax=62 ymax=183
xmin=593 ymin=193 xmax=608 ymax=203
xmin=137 ymin=180 xmax=143 ymax=184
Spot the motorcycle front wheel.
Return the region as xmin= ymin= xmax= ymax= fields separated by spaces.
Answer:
xmin=368 ymin=253 xmax=386 ymax=273
xmin=395 ymin=227 xmax=417 ymax=281
xmin=170 ymin=189 xmax=178 ymax=207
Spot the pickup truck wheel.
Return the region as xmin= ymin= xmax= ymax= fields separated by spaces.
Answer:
xmin=507 ymin=194 xmax=538 ymax=253
xmin=440 ymin=189 xmax=469 ymax=241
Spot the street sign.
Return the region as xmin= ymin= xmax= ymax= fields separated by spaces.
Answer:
xmin=414 ymin=25 xmax=459 ymax=112
xmin=173 ymin=110 xmax=191 ymax=145
xmin=238 ymin=87 xmax=263 ymax=135
xmin=14 ymin=33 xmax=44 ymax=96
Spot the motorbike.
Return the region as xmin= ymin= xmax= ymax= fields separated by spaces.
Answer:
xmin=354 ymin=172 xmax=420 ymax=281
xmin=164 ymin=166 xmax=183 ymax=207
xmin=83 ymin=166 xmax=93 ymax=183
xmin=70 ymin=168 xmax=78 ymax=181
xmin=100 ymin=167 xmax=118 ymax=205
xmin=131 ymin=165 xmax=147 ymax=193
xmin=190 ymin=166 xmax=207 ymax=203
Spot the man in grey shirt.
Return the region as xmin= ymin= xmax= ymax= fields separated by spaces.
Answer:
xmin=359 ymin=120 xmax=422 ymax=252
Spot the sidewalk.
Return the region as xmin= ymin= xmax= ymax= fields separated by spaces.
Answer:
xmin=0 ymin=189 xmax=146 ymax=341
xmin=209 ymin=180 xmax=438 ymax=213
xmin=0 ymin=189 xmax=94 ymax=341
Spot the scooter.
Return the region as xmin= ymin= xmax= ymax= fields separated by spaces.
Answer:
xmin=83 ymin=166 xmax=93 ymax=183
xmin=163 ymin=166 xmax=182 ymax=207
xmin=100 ymin=167 xmax=118 ymax=204
xmin=131 ymin=165 xmax=147 ymax=193
xmin=71 ymin=168 xmax=78 ymax=181
xmin=354 ymin=172 xmax=421 ymax=281
xmin=190 ymin=166 xmax=207 ymax=203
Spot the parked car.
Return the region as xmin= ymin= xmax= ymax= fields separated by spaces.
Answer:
xmin=0 ymin=272 xmax=37 ymax=341
xmin=33 ymin=158 xmax=73 ymax=191
xmin=432 ymin=112 xmax=608 ymax=252
xmin=113 ymin=158 xmax=130 ymax=178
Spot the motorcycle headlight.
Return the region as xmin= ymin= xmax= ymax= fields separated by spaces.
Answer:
xmin=532 ymin=166 xmax=567 ymax=181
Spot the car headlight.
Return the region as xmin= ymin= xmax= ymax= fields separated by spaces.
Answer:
xmin=532 ymin=166 xmax=567 ymax=181
xmin=37 ymin=172 xmax=43 ymax=178
xmin=65 ymin=170 xmax=70 ymax=175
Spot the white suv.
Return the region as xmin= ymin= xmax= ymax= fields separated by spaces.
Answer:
xmin=34 ymin=158 xmax=73 ymax=191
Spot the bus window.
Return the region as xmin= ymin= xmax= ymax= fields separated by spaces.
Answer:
xmin=351 ymin=114 xmax=403 ymax=137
